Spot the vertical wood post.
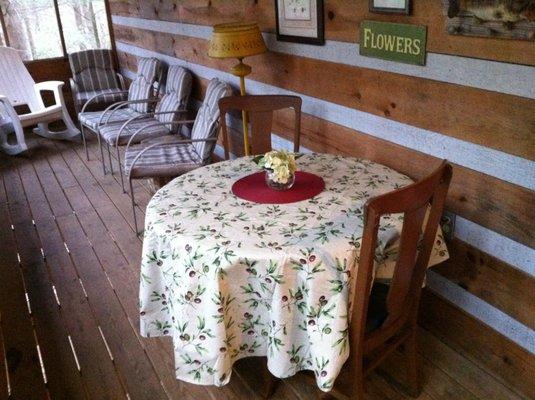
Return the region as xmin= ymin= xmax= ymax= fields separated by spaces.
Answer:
xmin=53 ymin=0 xmax=68 ymax=57
xmin=0 ymin=2 xmax=10 ymax=46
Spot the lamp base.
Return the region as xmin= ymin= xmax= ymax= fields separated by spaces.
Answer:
xmin=231 ymin=58 xmax=252 ymax=155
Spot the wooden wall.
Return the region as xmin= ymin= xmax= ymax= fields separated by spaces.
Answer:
xmin=107 ymin=0 xmax=535 ymax=397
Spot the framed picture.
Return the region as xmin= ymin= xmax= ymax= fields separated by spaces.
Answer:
xmin=275 ymin=0 xmax=325 ymax=45
xmin=369 ymin=0 xmax=411 ymax=15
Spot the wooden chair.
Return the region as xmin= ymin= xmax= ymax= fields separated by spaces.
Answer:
xmin=336 ymin=160 xmax=452 ymax=399
xmin=264 ymin=161 xmax=452 ymax=399
xmin=218 ymin=94 xmax=301 ymax=156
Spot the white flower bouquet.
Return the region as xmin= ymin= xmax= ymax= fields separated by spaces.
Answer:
xmin=254 ymin=150 xmax=300 ymax=190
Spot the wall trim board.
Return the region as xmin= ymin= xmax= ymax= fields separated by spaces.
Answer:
xmin=111 ymin=15 xmax=535 ymax=100
xmin=114 ymin=25 xmax=535 ymax=161
xmin=455 ymin=217 xmax=535 ymax=277
xmin=116 ymin=42 xmax=535 ymax=192
xmin=426 ymin=271 xmax=535 ymax=354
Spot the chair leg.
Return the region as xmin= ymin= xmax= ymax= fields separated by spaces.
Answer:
xmin=81 ymin=125 xmax=89 ymax=160
xmin=97 ymin=132 xmax=107 ymax=175
xmin=117 ymin=146 xmax=126 ymax=193
xmin=405 ymin=328 xmax=421 ymax=398
xmin=129 ymin=177 xmax=139 ymax=235
xmin=107 ymin=143 xmax=114 ymax=175
xmin=349 ymin=359 xmax=366 ymax=400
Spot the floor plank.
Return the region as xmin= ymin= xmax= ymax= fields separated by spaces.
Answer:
xmin=4 ymin=153 xmax=127 ymax=399
xmin=0 ymin=164 xmax=50 ymax=400
xmin=0 ymin=135 xmax=526 ymax=400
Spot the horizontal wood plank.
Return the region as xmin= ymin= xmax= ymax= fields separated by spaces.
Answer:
xmin=108 ymin=0 xmax=535 ymax=66
xmin=112 ymin=26 xmax=535 ymax=161
xmin=420 ymin=290 xmax=535 ymax=400
xmin=432 ymin=239 xmax=535 ymax=330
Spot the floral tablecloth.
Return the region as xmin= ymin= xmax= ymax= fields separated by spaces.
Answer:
xmin=139 ymin=154 xmax=448 ymax=391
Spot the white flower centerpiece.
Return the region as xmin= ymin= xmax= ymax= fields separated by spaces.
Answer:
xmin=254 ymin=150 xmax=299 ymax=190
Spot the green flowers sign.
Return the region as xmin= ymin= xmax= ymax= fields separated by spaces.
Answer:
xmin=359 ymin=20 xmax=427 ymax=66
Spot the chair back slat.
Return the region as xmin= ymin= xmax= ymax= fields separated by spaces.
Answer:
xmin=69 ymin=49 xmax=120 ymax=91
xmin=155 ymin=66 xmax=192 ymax=127
xmin=191 ymin=78 xmax=232 ymax=162
xmin=128 ymin=57 xmax=161 ymax=113
xmin=0 ymin=46 xmax=41 ymax=111
xmin=351 ymin=161 xmax=452 ymax=341
xmin=218 ymin=94 xmax=302 ymax=155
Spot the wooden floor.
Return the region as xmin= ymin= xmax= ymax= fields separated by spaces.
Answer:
xmin=0 ymin=135 xmax=526 ymax=400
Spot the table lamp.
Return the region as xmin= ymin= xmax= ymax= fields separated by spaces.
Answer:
xmin=208 ymin=22 xmax=267 ymax=156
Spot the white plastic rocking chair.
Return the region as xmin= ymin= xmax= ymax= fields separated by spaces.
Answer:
xmin=0 ymin=47 xmax=80 ymax=155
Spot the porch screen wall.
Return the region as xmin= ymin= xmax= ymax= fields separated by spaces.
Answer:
xmin=0 ymin=0 xmax=112 ymax=60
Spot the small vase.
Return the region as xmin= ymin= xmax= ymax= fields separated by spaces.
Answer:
xmin=265 ymin=170 xmax=295 ymax=191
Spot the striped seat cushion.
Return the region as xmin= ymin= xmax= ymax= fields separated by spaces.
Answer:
xmin=124 ymin=141 xmax=202 ymax=178
xmin=79 ymin=108 xmax=142 ymax=131
xmin=99 ymin=117 xmax=171 ymax=146
xmin=75 ymin=89 xmax=127 ymax=105
xmin=69 ymin=49 xmax=121 ymax=92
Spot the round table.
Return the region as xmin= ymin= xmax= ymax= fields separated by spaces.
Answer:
xmin=139 ymin=153 xmax=448 ymax=391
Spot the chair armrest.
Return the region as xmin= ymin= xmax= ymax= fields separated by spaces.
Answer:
xmin=126 ymin=137 xmax=216 ymax=177
xmin=35 ymin=80 xmax=64 ymax=92
xmin=34 ymin=81 xmax=65 ymax=108
xmin=80 ymin=90 xmax=129 ymax=114
xmin=100 ymin=98 xmax=161 ymax=125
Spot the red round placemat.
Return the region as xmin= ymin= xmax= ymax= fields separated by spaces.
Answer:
xmin=232 ymin=171 xmax=325 ymax=204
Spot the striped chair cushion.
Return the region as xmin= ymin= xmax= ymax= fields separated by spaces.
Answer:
xmin=124 ymin=141 xmax=201 ymax=178
xmin=69 ymin=49 xmax=120 ymax=91
xmin=79 ymin=108 xmax=141 ymax=131
xmin=191 ymin=78 xmax=232 ymax=162
xmin=99 ymin=117 xmax=171 ymax=146
xmin=155 ymin=66 xmax=192 ymax=126
xmin=75 ymin=88 xmax=127 ymax=105
xmin=128 ymin=58 xmax=161 ymax=113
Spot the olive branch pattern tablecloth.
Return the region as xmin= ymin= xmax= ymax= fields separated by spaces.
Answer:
xmin=139 ymin=154 xmax=448 ymax=391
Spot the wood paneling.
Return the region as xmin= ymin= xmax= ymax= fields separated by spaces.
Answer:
xmin=420 ymin=291 xmax=535 ymax=400
xmin=147 ymin=63 xmax=533 ymax=248
xmin=108 ymin=0 xmax=535 ymax=66
xmin=432 ymin=239 xmax=535 ymax=330
xmin=113 ymin=26 xmax=535 ymax=160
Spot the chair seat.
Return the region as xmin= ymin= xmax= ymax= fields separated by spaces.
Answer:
xmin=99 ymin=117 xmax=171 ymax=146
xmin=366 ymin=283 xmax=389 ymax=333
xmin=79 ymin=108 xmax=142 ymax=130
xmin=125 ymin=140 xmax=202 ymax=178
xmin=76 ymin=88 xmax=127 ymax=106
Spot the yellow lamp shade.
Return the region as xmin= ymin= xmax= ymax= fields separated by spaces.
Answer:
xmin=208 ymin=22 xmax=267 ymax=59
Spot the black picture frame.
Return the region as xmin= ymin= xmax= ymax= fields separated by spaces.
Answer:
xmin=275 ymin=0 xmax=325 ymax=45
xmin=369 ymin=0 xmax=411 ymax=15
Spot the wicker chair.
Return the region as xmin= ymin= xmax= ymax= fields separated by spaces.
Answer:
xmin=123 ymin=78 xmax=232 ymax=234
xmin=68 ymin=49 xmax=127 ymax=114
xmin=98 ymin=65 xmax=192 ymax=191
xmin=77 ymin=57 xmax=161 ymax=171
